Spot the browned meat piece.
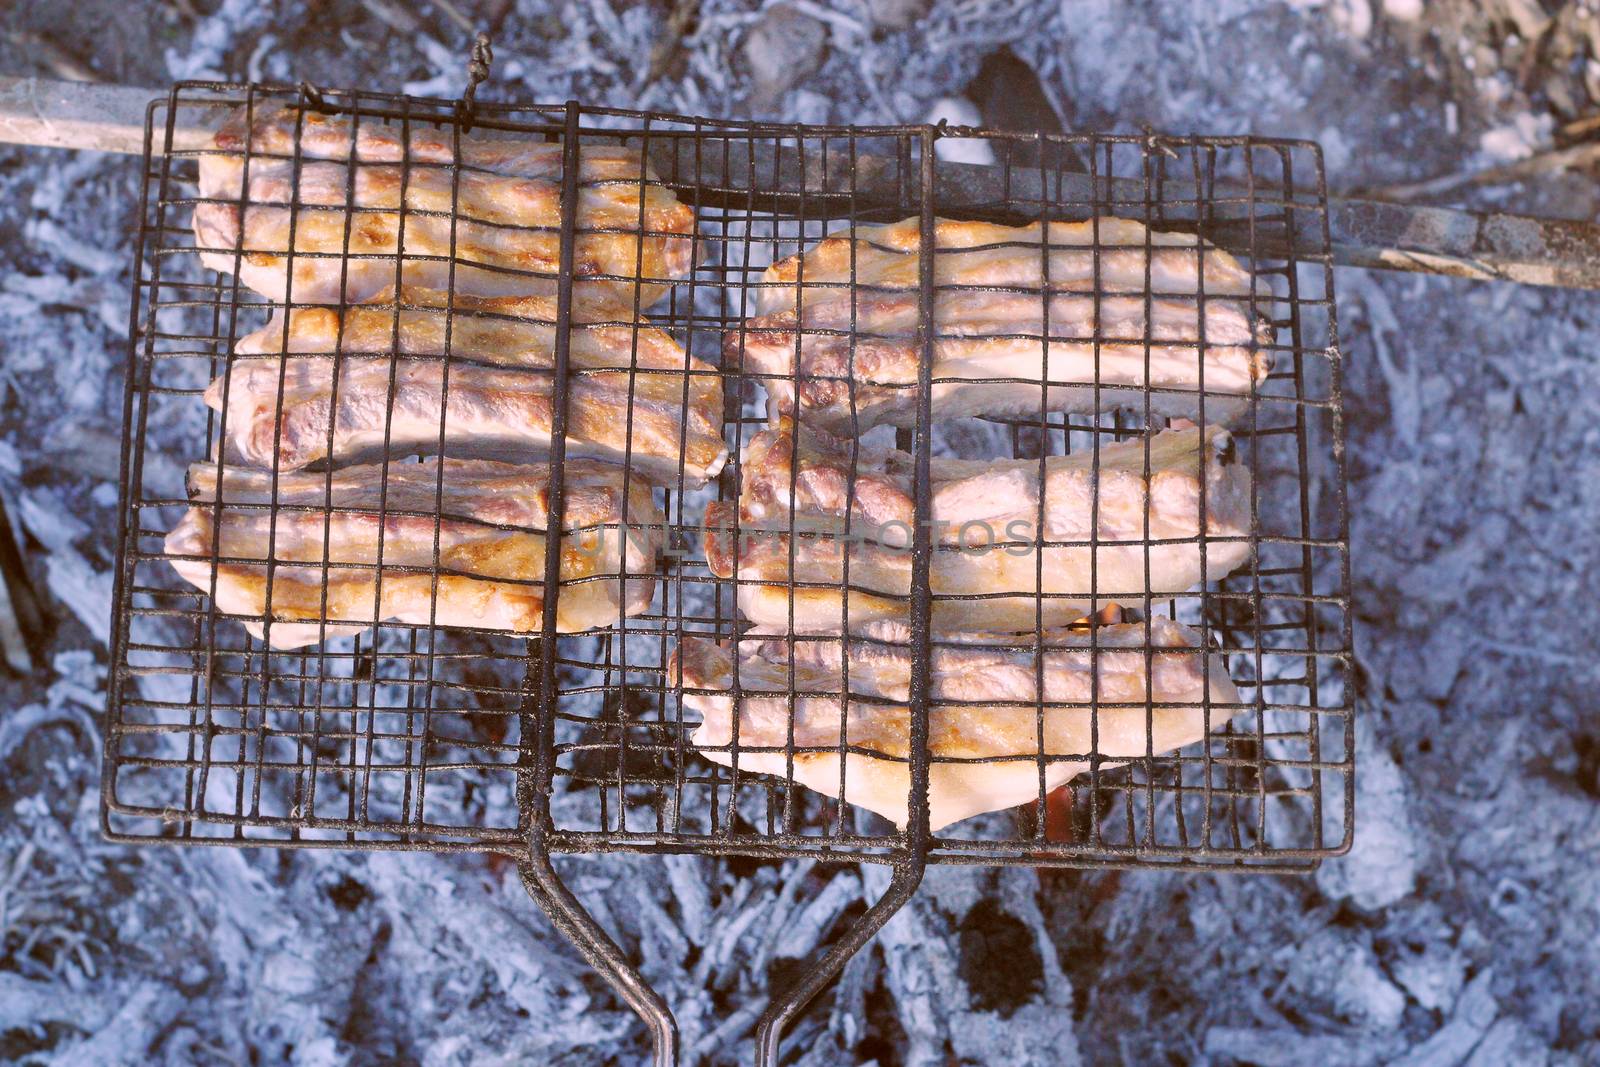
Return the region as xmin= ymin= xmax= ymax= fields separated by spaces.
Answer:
xmin=673 ymin=616 xmax=1241 ymax=830
xmin=192 ymin=104 xmax=698 ymax=306
xmin=703 ymin=419 xmax=1250 ymax=632
xmin=165 ymin=457 xmax=661 ymax=649
xmin=208 ymin=287 xmax=726 ymax=486
xmin=729 ymin=216 xmax=1272 ymax=434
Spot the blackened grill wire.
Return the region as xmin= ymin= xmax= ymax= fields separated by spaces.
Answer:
xmin=103 ymin=86 xmax=1351 ymax=877
xmin=102 ymin=95 xmax=168 ymax=838
xmin=529 ymin=100 xmax=582 ymax=863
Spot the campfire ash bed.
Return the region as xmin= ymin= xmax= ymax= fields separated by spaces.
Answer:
xmin=100 ymin=80 xmax=1352 ymax=1063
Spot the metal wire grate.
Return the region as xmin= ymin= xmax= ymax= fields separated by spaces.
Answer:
xmin=103 ymin=84 xmax=1351 ymax=881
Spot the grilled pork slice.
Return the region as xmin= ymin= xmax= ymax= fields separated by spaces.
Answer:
xmin=730 ymin=216 xmax=1271 ymax=434
xmin=673 ymin=617 xmax=1240 ymax=830
xmin=208 ymin=288 xmax=726 ymax=486
xmin=165 ymin=458 xmax=661 ymax=649
xmin=192 ymin=104 xmax=697 ymax=306
xmin=704 ymin=421 xmax=1250 ymax=633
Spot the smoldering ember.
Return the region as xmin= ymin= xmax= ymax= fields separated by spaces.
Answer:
xmin=2 ymin=2 xmax=1600 ymax=1067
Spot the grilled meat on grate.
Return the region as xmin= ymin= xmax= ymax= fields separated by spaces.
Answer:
xmin=208 ymin=287 xmax=727 ymax=485
xmin=192 ymin=104 xmax=699 ymax=306
xmin=730 ymin=216 xmax=1271 ymax=434
xmin=673 ymin=616 xmax=1240 ymax=830
xmin=703 ymin=419 xmax=1251 ymax=633
xmin=165 ymin=457 xmax=661 ymax=648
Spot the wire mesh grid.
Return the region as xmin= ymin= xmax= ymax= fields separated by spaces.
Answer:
xmin=102 ymin=84 xmax=1351 ymax=875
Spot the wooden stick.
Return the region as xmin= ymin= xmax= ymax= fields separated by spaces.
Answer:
xmin=1 ymin=76 xmax=1598 ymax=290
xmin=0 ymin=77 xmax=223 ymax=154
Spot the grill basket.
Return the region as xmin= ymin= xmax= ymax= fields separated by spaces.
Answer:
xmin=102 ymin=83 xmax=1352 ymax=1063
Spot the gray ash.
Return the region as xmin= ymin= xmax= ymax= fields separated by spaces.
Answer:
xmin=0 ymin=1 xmax=1597 ymax=1065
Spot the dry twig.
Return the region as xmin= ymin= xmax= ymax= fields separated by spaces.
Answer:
xmin=2 ymin=31 xmax=100 ymax=83
xmin=358 ymin=0 xmax=422 ymax=35
xmin=644 ymin=0 xmax=702 ymax=87
xmin=1557 ymin=113 xmax=1600 ymax=144
xmin=431 ymin=0 xmax=476 ymax=34
xmin=1360 ymin=141 xmax=1600 ymax=202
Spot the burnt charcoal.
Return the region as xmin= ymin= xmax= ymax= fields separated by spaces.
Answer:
xmin=0 ymin=1026 xmax=61 ymax=1064
xmin=1573 ymin=733 xmax=1600 ymax=799
xmin=0 ymin=714 xmax=88 ymax=810
xmin=338 ymin=922 xmax=404 ymax=1061
xmin=957 ymin=899 xmax=1044 ymax=1017
xmin=857 ymin=968 xmax=911 ymax=1067
xmin=721 ymin=814 xmax=769 ymax=879
xmin=565 ymin=687 xmax=671 ymax=783
xmin=765 ymin=954 xmax=809 ymax=998
xmin=326 ymin=875 xmax=372 ymax=912
xmin=965 ymin=46 xmax=1084 ymax=173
